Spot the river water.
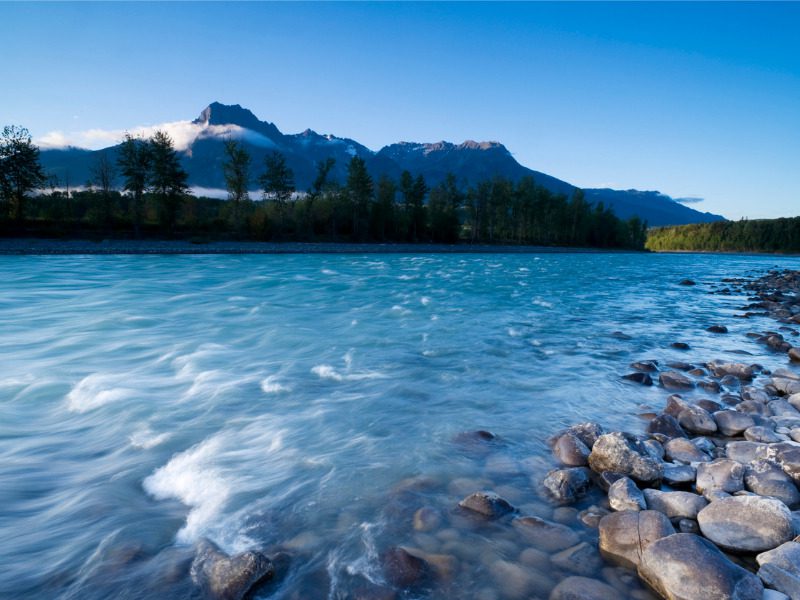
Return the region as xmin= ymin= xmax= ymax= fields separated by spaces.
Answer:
xmin=1 ymin=252 xmax=798 ymax=599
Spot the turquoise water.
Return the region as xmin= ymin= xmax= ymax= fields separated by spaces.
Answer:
xmin=0 ymin=252 xmax=797 ymax=599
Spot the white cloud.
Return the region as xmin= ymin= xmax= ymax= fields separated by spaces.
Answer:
xmin=36 ymin=120 xmax=277 ymax=152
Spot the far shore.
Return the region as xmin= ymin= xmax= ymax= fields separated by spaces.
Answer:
xmin=0 ymin=238 xmax=645 ymax=256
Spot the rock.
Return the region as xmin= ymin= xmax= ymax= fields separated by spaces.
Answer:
xmin=551 ymin=542 xmax=603 ymax=577
xmin=638 ymin=533 xmax=764 ymax=600
xmin=588 ymin=432 xmax=664 ymax=484
xmin=771 ymin=400 xmax=800 ymax=417
xmin=549 ymin=576 xmax=619 ymax=600
xmin=678 ymin=518 xmax=700 ymax=534
xmin=664 ymin=437 xmax=710 ymax=464
xmin=697 ymin=495 xmax=795 ymax=552
xmin=671 ymin=342 xmax=691 ymax=350
xmin=595 ymin=471 xmax=626 ymax=491
xmin=667 ymin=361 xmax=694 ymax=372
xmin=708 ymin=361 xmax=755 ymax=380
xmin=696 ymin=459 xmax=745 ymax=495
xmin=698 ymin=399 xmax=724 ymax=413
xmin=542 ymin=467 xmax=592 ymax=505
xmin=512 ymin=516 xmax=580 ymax=552
xmin=458 ymin=491 xmax=515 ymax=519
xmin=413 ymin=507 xmax=442 ymax=532
xmin=565 ymin=422 xmax=604 ymax=449
xmin=758 ymin=564 xmax=800 ymax=600
xmin=608 ymin=477 xmax=646 ymax=512
xmin=739 ymin=400 xmax=771 ymax=416
xmin=623 ymin=372 xmax=653 ymax=386
xmin=381 ymin=547 xmax=430 ymax=588
xmin=646 ymin=414 xmax=687 ymax=439
xmin=714 ymin=410 xmax=756 ymax=437
xmin=552 ymin=432 xmax=591 ymax=467
xmin=190 ymin=539 xmax=274 ymax=600
xmin=745 ymin=426 xmax=785 ymax=443
xmin=679 ymin=279 xmax=696 ymax=286
xmin=643 ymin=489 xmax=708 ymax=519
xmin=726 ymin=440 xmax=768 ymax=463
xmin=660 ymin=371 xmax=695 ymax=391
xmin=678 ymin=405 xmax=718 ymax=435
xmin=491 ymin=558 xmax=551 ymax=599
xmin=578 ymin=505 xmax=610 ymax=528
xmin=790 ymin=348 xmax=800 ymax=363
xmin=631 ymin=360 xmax=659 ymax=372
xmin=775 ymin=378 xmax=800 ymax=396
xmin=707 ymin=325 xmax=730 ymax=334
xmin=643 ymin=439 xmax=665 ymax=461
xmin=745 ymin=460 xmax=800 ymax=507
xmin=598 ymin=510 xmax=674 ymax=569
xmin=663 ymin=463 xmax=697 ymax=485
xmin=699 ymin=380 xmax=722 ymax=394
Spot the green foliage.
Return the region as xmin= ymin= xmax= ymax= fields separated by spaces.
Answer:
xmin=646 ymin=218 xmax=800 ymax=253
xmin=117 ymin=133 xmax=151 ymax=237
xmin=222 ymin=139 xmax=251 ymax=235
xmin=148 ymin=130 xmax=188 ymax=233
xmin=0 ymin=125 xmax=47 ymax=222
xmin=259 ymin=151 xmax=295 ymax=238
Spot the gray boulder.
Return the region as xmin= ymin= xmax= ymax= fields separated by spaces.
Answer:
xmin=757 ymin=542 xmax=800 ymax=599
xmin=745 ymin=425 xmax=786 ymax=443
xmin=708 ymin=361 xmax=755 ymax=380
xmin=643 ymin=489 xmax=708 ymax=519
xmin=726 ymin=441 xmax=767 ymax=463
xmin=190 ymin=539 xmax=274 ymax=600
xmin=588 ymin=432 xmax=663 ymax=484
xmin=745 ymin=460 xmax=800 ymax=507
xmin=678 ymin=405 xmax=718 ymax=435
xmin=714 ymin=410 xmax=756 ymax=437
xmin=697 ymin=495 xmax=794 ymax=552
xmin=542 ymin=467 xmax=592 ymax=505
xmin=647 ymin=413 xmax=687 ymax=439
xmin=696 ymin=459 xmax=745 ymax=495
xmin=638 ymin=533 xmax=763 ymax=600
xmin=550 ymin=542 xmax=603 ymax=577
xmin=607 ymin=477 xmax=646 ymax=512
xmin=664 ymin=437 xmax=711 ymax=464
xmin=663 ymin=463 xmax=697 ymax=485
xmin=759 ymin=564 xmax=800 ymax=600
xmin=598 ymin=510 xmax=674 ymax=569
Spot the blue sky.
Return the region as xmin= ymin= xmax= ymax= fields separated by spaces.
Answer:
xmin=2 ymin=2 xmax=798 ymax=219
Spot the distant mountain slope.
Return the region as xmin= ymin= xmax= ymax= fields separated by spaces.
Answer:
xmin=38 ymin=102 xmax=725 ymax=226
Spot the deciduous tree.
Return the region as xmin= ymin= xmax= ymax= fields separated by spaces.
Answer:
xmin=0 ymin=125 xmax=46 ymax=222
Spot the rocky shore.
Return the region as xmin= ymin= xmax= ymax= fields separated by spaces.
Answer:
xmin=172 ymin=270 xmax=800 ymax=600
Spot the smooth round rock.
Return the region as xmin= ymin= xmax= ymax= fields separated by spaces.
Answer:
xmin=697 ymin=495 xmax=794 ymax=552
xmin=381 ymin=547 xmax=430 ymax=588
xmin=745 ymin=460 xmax=800 ymax=507
xmin=608 ymin=477 xmax=646 ymax=512
xmin=664 ymin=438 xmax=710 ymax=464
xmin=552 ymin=432 xmax=591 ymax=467
xmin=695 ymin=459 xmax=745 ymax=495
xmin=677 ymin=405 xmax=718 ymax=435
xmin=660 ymin=371 xmax=695 ymax=391
xmin=643 ymin=489 xmax=708 ymax=520
xmin=714 ymin=410 xmax=756 ymax=437
xmin=190 ymin=539 xmax=274 ymax=600
xmin=512 ymin=516 xmax=580 ymax=553
xmin=542 ymin=467 xmax=592 ymax=505
xmin=646 ymin=414 xmax=687 ymax=439
xmin=638 ymin=533 xmax=763 ymax=600
xmin=458 ymin=491 xmax=514 ymax=519
xmin=598 ymin=510 xmax=674 ymax=569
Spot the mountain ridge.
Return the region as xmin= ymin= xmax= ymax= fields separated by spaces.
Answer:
xmin=38 ymin=102 xmax=725 ymax=226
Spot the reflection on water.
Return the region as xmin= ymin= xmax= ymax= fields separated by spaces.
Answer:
xmin=0 ymin=252 xmax=796 ymax=598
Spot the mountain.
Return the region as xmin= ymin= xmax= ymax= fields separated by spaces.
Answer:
xmin=38 ymin=102 xmax=725 ymax=226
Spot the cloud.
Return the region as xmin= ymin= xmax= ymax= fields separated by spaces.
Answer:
xmin=36 ymin=120 xmax=277 ymax=152
xmin=674 ymin=196 xmax=705 ymax=204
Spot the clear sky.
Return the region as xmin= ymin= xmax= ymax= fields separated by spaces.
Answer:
xmin=2 ymin=2 xmax=798 ymax=219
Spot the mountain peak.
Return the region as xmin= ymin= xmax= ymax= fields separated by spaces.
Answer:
xmin=193 ymin=102 xmax=284 ymax=141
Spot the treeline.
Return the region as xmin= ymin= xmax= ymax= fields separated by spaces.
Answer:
xmin=1 ymin=124 xmax=647 ymax=249
xmin=646 ymin=219 xmax=800 ymax=253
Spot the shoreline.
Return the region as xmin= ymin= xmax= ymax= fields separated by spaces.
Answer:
xmin=0 ymin=238 xmax=644 ymax=255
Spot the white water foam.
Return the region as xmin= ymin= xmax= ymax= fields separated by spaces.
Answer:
xmin=66 ymin=373 xmax=137 ymax=413
xmin=311 ymin=364 xmax=386 ymax=382
xmin=260 ymin=375 xmax=291 ymax=394
xmin=143 ymin=436 xmax=230 ymax=544
xmin=129 ymin=427 xmax=171 ymax=449
xmin=533 ymin=298 xmax=554 ymax=308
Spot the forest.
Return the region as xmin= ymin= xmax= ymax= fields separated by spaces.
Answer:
xmin=0 ymin=125 xmax=648 ymax=249
xmin=646 ymin=219 xmax=800 ymax=253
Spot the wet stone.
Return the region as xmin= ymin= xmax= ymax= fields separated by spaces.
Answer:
xmin=698 ymin=495 xmax=795 ymax=552
xmin=190 ymin=539 xmax=274 ymax=600
xmin=662 ymin=463 xmax=697 ymax=485
xmin=413 ymin=507 xmax=442 ymax=532
xmin=646 ymin=413 xmax=687 ymax=439
xmin=549 ymin=575 xmax=619 ymax=600
xmin=664 ymin=437 xmax=710 ymax=464
xmin=598 ymin=510 xmax=674 ymax=569
xmin=671 ymin=342 xmax=691 ymax=350
xmin=677 ymin=405 xmax=718 ymax=435
xmin=542 ymin=467 xmax=592 ymax=505
xmin=578 ymin=505 xmax=610 ymax=528
xmin=745 ymin=425 xmax=786 ymax=443
xmin=608 ymin=477 xmax=646 ymax=512
xmin=552 ymin=432 xmax=591 ymax=467
xmin=631 ymin=360 xmax=659 ymax=372
xmin=588 ymin=432 xmax=664 ymax=484
xmin=714 ymin=410 xmax=756 ymax=437
xmin=643 ymin=489 xmax=708 ymax=520
xmin=512 ymin=515 xmax=580 ymax=552
xmin=551 ymin=542 xmax=604 ymax=577
xmin=707 ymin=325 xmax=729 ymax=334
xmin=660 ymin=371 xmax=695 ymax=391
xmin=458 ymin=491 xmax=515 ymax=519
xmin=638 ymin=534 xmax=763 ymax=600
xmin=381 ymin=547 xmax=430 ymax=589
xmin=623 ymin=372 xmax=653 ymax=386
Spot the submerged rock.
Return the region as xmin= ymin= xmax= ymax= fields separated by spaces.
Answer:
xmin=638 ymin=533 xmax=763 ymax=600
xmin=550 ymin=542 xmax=603 ymax=577
xmin=660 ymin=371 xmax=695 ymax=391
xmin=552 ymin=432 xmax=591 ymax=466
xmin=512 ymin=516 xmax=580 ymax=552
xmin=381 ymin=547 xmax=430 ymax=588
xmin=190 ymin=539 xmax=274 ymax=600
xmin=588 ymin=432 xmax=663 ymax=484
xmin=549 ymin=575 xmax=619 ymax=600
xmin=622 ymin=372 xmax=653 ymax=386
xmin=707 ymin=325 xmax=730 ymax=334
xmin=697 ymin=495 xmax=794 ymax=552
xmin=458 ymin=491 xmax=514 ymax=519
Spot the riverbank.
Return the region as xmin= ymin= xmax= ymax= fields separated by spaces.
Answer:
xmin=0 ymin=238 xmax=644 ymax=255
